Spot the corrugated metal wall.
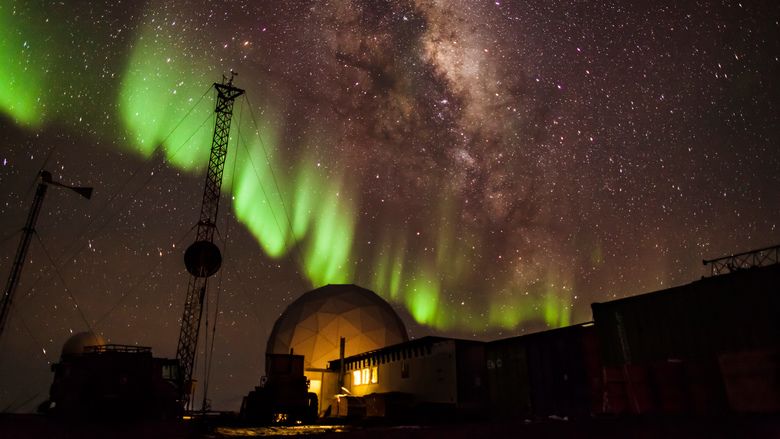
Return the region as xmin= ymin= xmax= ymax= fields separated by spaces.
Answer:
xmin=592 ymin=265 xmax=780 ymax=367
xmin=591 ymin=264 xmax=780 ymax=415
xmin=455 ymin=341 xmax=487 ymax=411
xmin=486 ymin=337 xmax=531 ymax=417
xmin=525 ymin=325 xmax=599 ymax=418
xmin=485 ymin=324 xmax=601 ymax=419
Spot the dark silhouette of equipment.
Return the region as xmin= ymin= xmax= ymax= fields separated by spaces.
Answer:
xmin=176 ymin=74 xmax=244 ymax=409
xmin=240 ymin=353 xmax=318 ymax=424
xmin=703 ymin=244 xmax=780 ymax=276
xmin=45 ymin=343 xmax=181 ymax=419
xmin=0 ymin=170 xmax=92 ymax=342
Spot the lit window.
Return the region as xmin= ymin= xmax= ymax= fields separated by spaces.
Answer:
xmin=353 ymin=367 xmax=379 ymax=386
xmin=309 ymin=379 xmax=321 ymax=395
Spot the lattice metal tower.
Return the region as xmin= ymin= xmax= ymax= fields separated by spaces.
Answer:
xmin=177 ymin=75 xmax=244 ymax=409
xmin=703 ymin=244 xmax=780 ymax=276
xmin=0 ymin=171 xmax=92 ymax=342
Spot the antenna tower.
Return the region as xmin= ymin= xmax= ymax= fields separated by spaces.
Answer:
xmin=177 ymin=74 xmax=244 ymax=409
xmin=0 ymin=171 xmax=92 ymax=341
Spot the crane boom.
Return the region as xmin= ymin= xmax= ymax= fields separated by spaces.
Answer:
xmin=176 ymin=76 xmax=244 ymax=409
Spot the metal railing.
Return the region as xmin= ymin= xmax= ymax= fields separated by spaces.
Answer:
xmin=84 ymin=344 xmax=152 ymax=354
xmin=703 ymin=244 xmax=780 ymax=276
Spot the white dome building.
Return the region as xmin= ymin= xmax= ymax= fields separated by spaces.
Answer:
xmin=61 ymin=331 xmax=106 ymax=357
xmin=267 ymin=284 xmax=408 ymax=370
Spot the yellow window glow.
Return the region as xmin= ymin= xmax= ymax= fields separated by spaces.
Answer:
xmin=309 ymin=379 xmax=321 ymax=395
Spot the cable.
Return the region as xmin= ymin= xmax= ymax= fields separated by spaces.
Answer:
xmin=234 ymin=131 xmax=287 ymax=250
xmin=0 ymin=85 xmax=216 ymax=412
xmin=201 ymin=100 xmax=243 ymax=413
xmin=0 ymin=310 xmax=53 ymax=414
xmin=200 ymin=250 xmax=222 ymax=412
xmin=203 ymin=101 xmax=274 ymax=332
xmin=200 ymin=275 xmax=210 ymax=412
xmin=244 ymin=97 xmax=303 ymax=254
xmin=0 ymin=308 xmax=51 ymax=370
xmin=2 ymin=392 xmax=39 ymax=414
xmin=93 ymin=225 xmax=195 ymax=328
xmin=0 ymin=228 xmax=21 ymax=247
xmin=12 ymin=110 xmax=216 ymax=327
xmin=7 ymin=84 xmax=211 ymax=311
xmin=34 ymin=233 xmax=93 ymax=333
xmin=229 ymin=265 xmax=268 ymax=329
xmin=19 ymin=143 xmax=57 ymax=203
xmin=52 ymin=85 xmax=213 ymax=267
xmin=237 ymin=98 xmax=309 ymax=289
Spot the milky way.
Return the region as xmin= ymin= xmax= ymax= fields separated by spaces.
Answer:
xmin=1 ymin=0 xmax=778 ymax=410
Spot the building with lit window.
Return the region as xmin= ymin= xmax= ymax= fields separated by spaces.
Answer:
xmin=264 ymin=284 xmax=408 ymax=415
xmin=254 ymin=260 xmax=780 ymax=421
xmin=329 ymin=337 xmax=487 ymax=417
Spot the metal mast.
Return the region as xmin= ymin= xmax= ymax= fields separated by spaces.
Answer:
xmin=177 ymin=74 xmax=244 ymax=409
xmin=0 ymin=171 xmax=92 ymax=342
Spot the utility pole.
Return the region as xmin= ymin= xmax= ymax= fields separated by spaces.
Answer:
xmin=0 ymin=171 xmax=92 ymax=342
xmin=176 ymin=74 xmax=244 ymax=410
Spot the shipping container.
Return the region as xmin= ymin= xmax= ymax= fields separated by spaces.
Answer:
xmin=649 ymin=359 xmax=689 ymax=414
xmin=601 ymin=364 xmax=655 ymax=415
xmin=591 ymin=264 xmax=779 ymax=415
xmin=485 ymin=334 xmax=531 ymax=417
xmin=684 ymin=357 xmax=729 ymax=415
xmin=719 ymin=348 xmax=780 ymax=413
xmin=592 ymin=264 xmax=780 ymax=367
xmin=485 ymin=323 xmax=603 ymax=420
xmin=455 ymin=341 xmax=488 ymax=414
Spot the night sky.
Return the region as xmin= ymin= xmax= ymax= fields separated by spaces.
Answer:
xmin=1 ymin=0 xmax=778 ymax=411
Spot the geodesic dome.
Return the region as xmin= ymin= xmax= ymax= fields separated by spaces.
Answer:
xmin=61 ymin=332 xmax=106 ymax=357
xmin=266 ymin=284 xmax=408 ymax=369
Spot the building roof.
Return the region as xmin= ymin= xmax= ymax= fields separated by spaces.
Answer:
xmin=328 ymin=335 xmax=484 ymax=370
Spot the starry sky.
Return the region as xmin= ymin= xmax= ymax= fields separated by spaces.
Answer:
xmin=1 ymin=0 xmax=778 ymax=411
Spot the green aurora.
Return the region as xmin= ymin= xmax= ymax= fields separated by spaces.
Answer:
xmin=119 ymin=34 xmax=215 ymax=170
xmin=0 ymin=11 xmax=41 ymax=125
xmin=0 ymin=2 xmax=576 ymax=333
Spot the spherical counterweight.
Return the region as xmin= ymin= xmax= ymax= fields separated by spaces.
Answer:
xmin=184 ymin=240 xmax=222 ymax=277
